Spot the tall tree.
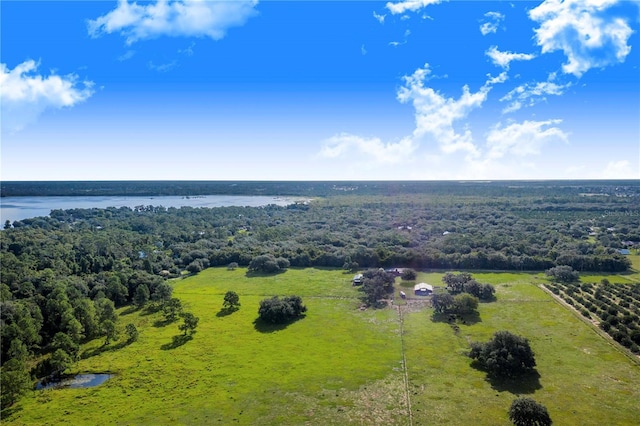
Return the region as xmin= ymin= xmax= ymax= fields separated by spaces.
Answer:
xmin=223 ymin=291 xmax=240 ymax=310
xmin=469 ymin=331 xmax=536 ymax=378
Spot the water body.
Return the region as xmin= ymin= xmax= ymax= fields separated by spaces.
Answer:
xmin=0 ymin=195 xmax=300 ymax=224
xmin=36 ymin=374 xmax=112 ymax=390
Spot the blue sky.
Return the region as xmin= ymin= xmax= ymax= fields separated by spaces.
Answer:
xmin=1 ymin=0 xmax=639 ymax=181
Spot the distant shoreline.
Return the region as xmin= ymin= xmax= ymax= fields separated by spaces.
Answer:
xmin=2 ymin=179 xmax=638 ymax=198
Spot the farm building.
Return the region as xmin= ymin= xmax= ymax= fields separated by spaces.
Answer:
xmin=352 ymin=274 xmax=364 ymax=285
xmin=414 ymin=283 xmax=433 ymax=296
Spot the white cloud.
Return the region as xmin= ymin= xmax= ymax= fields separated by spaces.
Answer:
xmin=501 ymin=79 xmax=571 ymax=113
xmin=148 ymin=60 xmax=177 ymax=72
xmin=479 ymin=11 xmax=504 ymax=35
xmin=319 ymin=64 xmax=508 ymax=164
xmin=88 ymin=0 xmax=259 ymax=45
xmin=529 ymin=0 xmax=633 ymax=76
xmin=386 ymin=0 xmax=443 ymax=15
xmin=373 ymin=11 xmax=386 ymax=24
xmin=600 ymin=160 xmax=638 ymax=178
xmin=397 ymin=64 xmax=505 ymax=156
xmin=0 ymin=60 xmax=94 ymax=133
xmin=485 ymin=119 xmax=568 ymax=159
xmin=117 ymin=50 xmax=136 ymax=61
xmin=486 ymin=46 xmax=536 ymax=69
xmin=319 ymin=133 xmax=416 ymax=163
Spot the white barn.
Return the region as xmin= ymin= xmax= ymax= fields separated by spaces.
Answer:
xmin=414 ymin=283 xmax=433 ymax=296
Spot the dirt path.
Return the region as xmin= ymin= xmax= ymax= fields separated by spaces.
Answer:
xmin=396 ymin=304 xmax=413 ymax=426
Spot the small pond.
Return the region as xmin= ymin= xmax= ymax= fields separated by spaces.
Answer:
xmin=36 ymin=373 xmax=112 ymax=390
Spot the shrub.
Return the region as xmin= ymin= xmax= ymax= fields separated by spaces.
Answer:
xmin=508 ymin=397 xmax=552 ymax=426
xmin=401 ymin=268 xmax=417 ymax=281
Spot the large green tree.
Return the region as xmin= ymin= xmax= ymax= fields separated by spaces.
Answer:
xmin=469 ymin=331 xmax=536 ymax=378
xmin=258 ymin=295 xmax=307 ymax=324
xmin=178 ymin=312 xmax=199 ymax=336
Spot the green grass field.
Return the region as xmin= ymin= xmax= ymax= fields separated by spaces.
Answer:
xmin=6 ymin=268 xmax=640 ymax=425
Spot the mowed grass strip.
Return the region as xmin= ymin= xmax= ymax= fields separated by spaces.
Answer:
xmin=9 ymin=268 xmax=404 ymax=425
xmin=404 ymin=275 xmax=640 ymax=426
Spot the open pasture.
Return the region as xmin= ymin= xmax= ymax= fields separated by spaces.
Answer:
xmin=6 ymin=268 xmax=640 ymax=425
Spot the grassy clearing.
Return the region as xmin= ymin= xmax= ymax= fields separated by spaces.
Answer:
xmin=404 ymin=274 xmax=640 ymax=425
xmin=9 ymin=268 xmax=404 ymax=425
xmin=6 ymin=268 xmax=640 ymax=425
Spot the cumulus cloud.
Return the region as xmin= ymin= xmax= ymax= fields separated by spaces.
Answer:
xmin=0 ymin=60 xmax=94 ymax=133
xmin=386 ymin=0 xmax=443 ymax=15
xmin=486 ymin=46 xmax=536 ymax=69
xmin=501 ymin=80 xmax=571 ymax=113
xmin=485 ymin=119 xmax=568 ymax=159
xmin=373 ymin=11 xmax=386 ymax=24
xmin=320 ymin=133 xmax=416 ymax=163
xmin=397 ymin=64 xmax=506 ymax=156
xmin=87 ymin=0 xmax=259 ymax=45
xmin=529 ymin=0 xmax=633 ymax=76
xmin=479 ymin=11 xmax=504 ymax=35
xmin=319 ymin=64 xmax=508 ymax=164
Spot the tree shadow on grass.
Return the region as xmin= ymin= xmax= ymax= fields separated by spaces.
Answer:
xmin=245 ymin=269 xmax=287 ymax=278
xmin=161 ymin=334 xmax=194 ymax=350
xmin=252 ymin=316 xmax=304 ymax=333
xmin=1 ymin=404 xmax=23 ymax=418
xmin=119 ymin=306 xmax=139 ymax=316
xmin=153 ymin=318 xmax=177 ymax=328
xmin=216 ymin=306 xmax=239 ymax=317
xmin=431 ymin=311 xmax=482 ymax=326
xmin=470 ymin=362 xmax=542 ymax=394
xmin=80 ymin=340 xmax=130 ymax=360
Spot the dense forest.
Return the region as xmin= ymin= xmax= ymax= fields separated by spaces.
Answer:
xmin=1 ymin=181 xmax=639 ymax=406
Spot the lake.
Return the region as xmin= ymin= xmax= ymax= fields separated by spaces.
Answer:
xmin=0 ymin=195 xmax=301 ymax=224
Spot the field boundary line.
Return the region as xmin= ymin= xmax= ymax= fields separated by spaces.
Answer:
xmin=396 ymin=305 xmax=413 ymax=426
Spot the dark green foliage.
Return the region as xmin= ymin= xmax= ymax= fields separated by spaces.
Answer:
xmin=401 ymin=268 xmax=417 ymax=280
xmin=248 ymin=254 xmax=289 ymax=274
xmin=152 ymin=282 xmax=173 ymax=303
xmin=125 ymin=323 xmax=138 ymax=343
xmin=508 ymin=397 xmax=552 ymax=426
xmin=361 ymin=269 xmax=395 ymax=307
xmin=258 ymin=295 xmax=307 ymax=324
xmin=178 ymin=312 xmax=199 ymax=336
xmin=223 ymin=291 xmax=240 ymax=310
xmin=134 ymin=284 xmax=150 ymax=308
xmin=102 ymin=320 xmax=119 ymax=345
xmin=162 ymin=298 xmax=183 ymax=322
xmin=452 ymin=293 xmax=479 ymax=314
xmin=51 ymin=332 xmax=80 ymax=361
xmin=469 ymin=331 xmax=536 ymax=378
xmin=227 ymin=262 xmax=239 ymax=270
xmin=1 ymin=358 xmax=32 ymax=408
xmin=545 ymin=265 xmax=579 ymax=283
xmin=431 ymin=292 xmax=455 ymax=313
xmin=49 ymin=348 xmax=73 ymax=376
